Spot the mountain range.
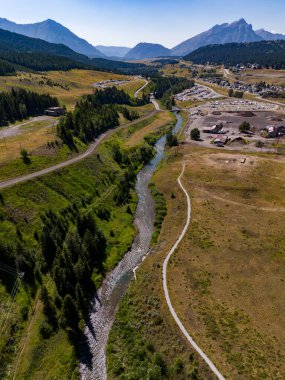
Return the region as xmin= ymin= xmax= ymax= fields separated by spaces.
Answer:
xmin=0 ymin=18 xmax=105 ymax=58
xmin=171 ymin=18 xmax=263 ymax=56
xmin=0 ymin=17 xmax=284 ymax=61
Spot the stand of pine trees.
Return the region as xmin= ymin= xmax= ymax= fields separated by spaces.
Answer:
xmin=0 ymin=88 xmax=59 ymax=126
xmin=58 ymin=86 xmax=149 ymax=147
xmin=151 ymin=75 xmax=195 ymax=109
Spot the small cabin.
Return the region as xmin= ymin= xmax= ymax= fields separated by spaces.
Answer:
xmin=45 ymin=107 xmax=66 ymax=117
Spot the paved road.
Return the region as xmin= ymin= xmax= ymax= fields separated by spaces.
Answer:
xmin=162 ymin=162 xmax=225 ymax=380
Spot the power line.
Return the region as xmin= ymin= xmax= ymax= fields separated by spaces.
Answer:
xmin=0 ymin=263 xmax=25 ymax=336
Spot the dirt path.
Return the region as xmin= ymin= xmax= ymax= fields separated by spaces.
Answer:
xmin=162 ymin=162 xmax=225 ymax=380
xmin=198 ymin=188 xmax=285 ymax=213
xmin=0 ymin=131 xmax=111 ymax=190
xmin=0 ymin=116 xmax=56 ymax=139
xmin=134 ymin=79 xmax=149 ymax=98
xmin=0 ymin=110 xmax=159 ymax=190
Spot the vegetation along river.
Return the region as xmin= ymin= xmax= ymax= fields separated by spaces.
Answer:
xmin=80 ymin=112 xmax=182 ymax=380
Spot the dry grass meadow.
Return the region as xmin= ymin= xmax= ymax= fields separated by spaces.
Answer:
xmin=113 ymin=142 xmax=285 ymax=379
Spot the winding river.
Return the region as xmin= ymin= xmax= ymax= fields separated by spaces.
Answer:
xmin=80 ymin=112 xmax=182 ymax=380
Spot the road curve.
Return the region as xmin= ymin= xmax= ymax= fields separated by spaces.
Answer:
xmin=162 ymin=162 xmax=225 ymax=380
xmin=134 ymin=79 xmax=149 ymax=98
xmin=0 ymin=131 xmax=111 ymax=190
xmin=0 ymin=109 xmax=160 ymax=190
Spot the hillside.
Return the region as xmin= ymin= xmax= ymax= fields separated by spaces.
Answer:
xmin=185 ymin=40 xmax=285 ymax=69
xmin=0 ymin=28 xmax=156 ymax=75
xmin=171 ymin=19 xmax=262 ymax=56
xmin=124 ymin=42 xmax=171 ymax=60
xmin=0 ymin=18 xmax=105 ymax=58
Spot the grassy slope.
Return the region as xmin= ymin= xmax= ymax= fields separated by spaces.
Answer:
xmin=107 ymin=140 xmax=285 ymax=378
xmin=0 ymin=107 xmax=175 ymax=380
xmin=0 ymin=119 xmax=57 ymax=163
xmin=0 ymin=104 xmax=154 ymax=182
xmin=0 ymin=70 xmax=135 ymax=110
xmin=167 ymin=147 xmax=285 ymax=379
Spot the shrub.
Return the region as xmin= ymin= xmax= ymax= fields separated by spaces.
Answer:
xmin=255 ymin=140 xmax=265 ymax=148
xmin=20 ymin=149 xmax=31 ymax=165
xmin=239 ymin=121 xmax=250 ymax=133
xmin=174 ymin=357 xmax=184 ymax=374
xmin=39 ymin=319 xmax=53 ymax=339
xmin=20 ymin=305 xmax=29 ymax=321
xmin=190 ymin=128 xmax=200 ymax=141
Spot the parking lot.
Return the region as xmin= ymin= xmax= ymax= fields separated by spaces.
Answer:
xmin=187 ymin=108 xmax=285 ymax=152
xmin=175 ymin=84 xmax=221 ymax=102
xmin=93 ymin=79 xmax=130 ymax=88
xmin=206 ymin=99 xmax=280 ymax=112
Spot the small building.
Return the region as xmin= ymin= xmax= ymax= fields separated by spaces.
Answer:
xmin=45 ymin=107 xmax=66 ymax=117
xmin=203 ymin=124 xmax=224 ymax=134
xmin=266 ymin=125 xmax=285 ymax=138
xmin=213 ymin=135 xmax=228 ymax=147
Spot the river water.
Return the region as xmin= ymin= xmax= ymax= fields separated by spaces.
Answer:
xmin=80 ymin=112 xmax=182 ymax=380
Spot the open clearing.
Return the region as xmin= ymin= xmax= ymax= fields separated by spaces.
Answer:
xmin=238 ymin=69 xmax=285 ymax=86
xmin=108 ymin=140 xmax=285 ymax=379
xmin=124 ymin=111 xmax=175 ymax=147
xmin=0 ymin=118 xmax=57 ymax=163
xmin=166 ymin=145 xmax=285 ymax=379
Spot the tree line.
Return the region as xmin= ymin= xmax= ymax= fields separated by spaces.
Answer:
xmin=0 ymin=138 xmax=155 ymax=346
xmin=151 ymin=75 xmax=195 ymax=109
xmin=186 ymin=40 xmax=285 ymax=69
xmin=0 ymin=87 xmax=59 ymax=126
xmin=58 ymin=86 xmax=149 ymax=147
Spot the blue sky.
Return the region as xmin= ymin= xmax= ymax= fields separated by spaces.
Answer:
xmin=0 ymin=0 xmax=285 ymax=47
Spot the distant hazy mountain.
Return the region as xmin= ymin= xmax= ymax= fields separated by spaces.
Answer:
xmin=0 ymin=18 xmax=105 ymax=58
xmin=96 ymin=45 xmax=131 ymax=58
xmin=124 ymin=43 xmax=171 ymax=60
xmin=255 ymin=28 xmax=285 ymax=41
xmin=172 ymin=19 xmax=262 ymax=56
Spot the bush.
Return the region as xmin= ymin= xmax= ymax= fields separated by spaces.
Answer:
xmin=174 ymin=357 xmax=184 ymax=374
xmin=190 ymin=128 xmax=200 ymax=141
xmin=20 ymin=149 xmax=31 ymax=165
xmin=39 ymin=319 xmax=53 ymax=339
xmin=239 ymin=121 xmax=250 ymax=133
xmin=255 ymin=140 xmax=265 ymax=148
xmin=20 ymin=305 xmax=29 ymax=321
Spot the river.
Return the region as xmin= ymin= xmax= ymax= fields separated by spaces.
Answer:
xmin=80 ymin=112 xmax=182 ymax=380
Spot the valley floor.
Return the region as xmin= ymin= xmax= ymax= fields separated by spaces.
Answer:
xmin=107 ymin=141 xmax=285 ymax=379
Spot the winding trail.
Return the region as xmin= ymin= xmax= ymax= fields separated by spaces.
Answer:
xmin=134 ymin=79 xmax=149 ymax=98
xmin=162 ymin=162 xmax=225 ymax=380
xmin=0 ymin=131 xmax=111 ymax=190
xmin=0 ymin=110 xmax=158 ymax=190
xmin=199 ymin=188 xmax=285 ymax=213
